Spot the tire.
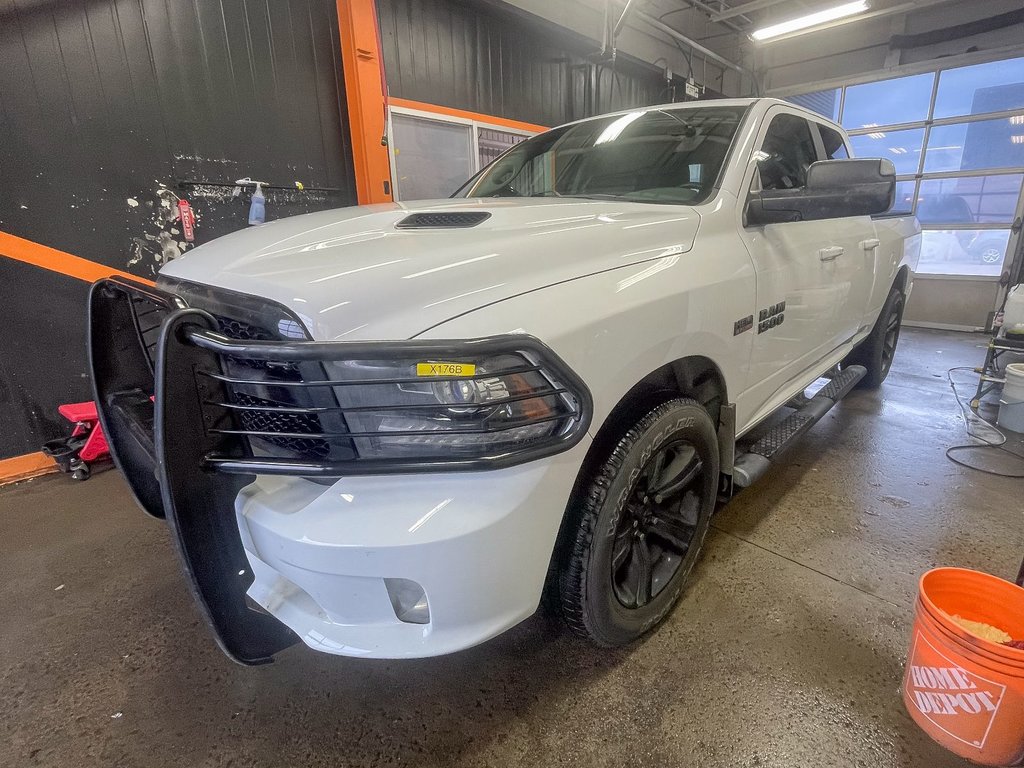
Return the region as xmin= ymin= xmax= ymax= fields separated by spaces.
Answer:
xmin=557 ymin=398 xmax=719 ymax=647
xmin=846 ymin=285 xmax=905 ymax=389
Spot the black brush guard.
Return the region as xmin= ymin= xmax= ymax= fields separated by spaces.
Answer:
xmin=88 ymin=277 xmax=591 ymax=665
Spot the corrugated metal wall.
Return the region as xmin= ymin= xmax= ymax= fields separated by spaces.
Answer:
xmin=377 ymin=0 xmax=714 ymax=127
xmin=0 ymin=0 xmax=357 ymax=460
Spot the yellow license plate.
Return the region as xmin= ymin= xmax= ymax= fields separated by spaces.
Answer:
xmin=416 ymin=362 xmax=476 ymax=377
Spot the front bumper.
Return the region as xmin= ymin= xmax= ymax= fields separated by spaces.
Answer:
xmin=88 ymin=277 xmax=591 ymax=664
xmin=237 ymin=444 xmax=587 ymax=658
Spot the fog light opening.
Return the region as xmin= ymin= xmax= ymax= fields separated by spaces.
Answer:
xmin=385 ymin=578 xmax=430 ymax=625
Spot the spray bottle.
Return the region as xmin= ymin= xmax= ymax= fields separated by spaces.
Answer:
xmin=248 ymin=181 xmax=266 ymax=225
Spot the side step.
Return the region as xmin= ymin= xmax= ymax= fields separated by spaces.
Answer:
xmin=732 ymin=364 xmax=866 ymax=488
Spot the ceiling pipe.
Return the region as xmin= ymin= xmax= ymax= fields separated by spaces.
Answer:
xmin=679 ymin=0 xmax=749 ymax=32
xmin=613 ymin=0 xmax=639 ymax=39
xmin=600 ymin=0 xmax=611 ymax=54
xmin=712 ymin=0 xmax=793 ymax=23
xmin=629 ymin=6 xmax=744 ymax=73
xmin=628 ymin=5 xmax=762 ymax=95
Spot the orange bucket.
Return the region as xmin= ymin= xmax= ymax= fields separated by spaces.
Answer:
xmin=903 ymin=568 xmax=1024 ymax=766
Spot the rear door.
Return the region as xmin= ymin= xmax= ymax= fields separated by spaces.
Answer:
xmin=736 ymin=107 xmax=862 ymax=425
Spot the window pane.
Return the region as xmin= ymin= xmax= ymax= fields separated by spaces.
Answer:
xmin=818 ymin=124 xmax=848 ymax=159
xmin=460 ymin=106 xmax=746 ymax=205
xmin=477 ymin=127 xmax=529 ymax=168
xmin=391 ymin=114 xmax=474 ymax=201
xmin=917 ymin=175 xmax=1023 ymax=225
xmin=848 ymin=128 xmax=924 ymax=175
xmin=786 ymin=89 xmax=840 ymax=121
xmin=758 ymin=114 xmax=816 ymax=190
xmin=892 ymin=180 xmax=917 ymax=215
xmin=923 ymin=116 xmax=1024 ymax=173
xmin=918 ymin=229 xmax=1011 ymax=277
xmin=934 ymin=57 xmax=1024 ymax=119
xmin=841 ymin=73 xmax=935 ymax=129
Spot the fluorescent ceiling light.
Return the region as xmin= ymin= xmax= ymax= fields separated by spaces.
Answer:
xmin=751 ymin=1 xmax=870 ymax=41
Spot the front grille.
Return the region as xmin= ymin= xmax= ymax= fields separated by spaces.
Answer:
xmin=231 ymin=392 xmax=331 ymax=459
xmin=145 ymin=278 xmax=354 ymax=464
xmin=131 ymin=295 xmax=173 ymax=371
xmin=101 ymin=277 xmax=592 ymax=479
xmin=213 ymin=313 xmax=298 ymax=374
xmin=213 ymin=314 xmax=273 ymax=341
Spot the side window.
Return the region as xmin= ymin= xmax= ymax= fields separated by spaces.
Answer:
xmin=756 ymin=114 xmax=817 ymax=191
xmin=818 ymin=124 xmax=850 ymax=159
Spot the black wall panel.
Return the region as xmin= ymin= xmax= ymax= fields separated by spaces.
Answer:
xmin=0 ymin=260 xmax=93 ymax=460
xmin=377 ymin=0 xmax=712 ymax=128
xmin=0 ymin=0 xmax=357 ymax=460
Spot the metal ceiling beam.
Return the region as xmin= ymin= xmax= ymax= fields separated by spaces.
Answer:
xmin=629 ymin=5 xmax=746 ymax=73
xmin=681 ymin=0 xmax=750 ymax=32
xmin=712 ymin=0 xmax=792 ymax=23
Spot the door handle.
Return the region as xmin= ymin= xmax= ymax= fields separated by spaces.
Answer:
xmin=860 ymin=238 xmax=881 ymax=251
xmin=818 ymin=246 xmax=844 ymax=261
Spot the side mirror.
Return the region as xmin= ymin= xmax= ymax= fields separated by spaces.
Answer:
xmin=747 ymin=158 xmax=896 ymax=226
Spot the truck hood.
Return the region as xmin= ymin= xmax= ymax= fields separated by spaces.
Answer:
xmin=159 ymin=197 xmax=700 ymax=341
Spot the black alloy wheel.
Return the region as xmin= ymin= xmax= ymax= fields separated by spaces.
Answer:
xmin=557 ymin=398 xmax=719 ymax=647
xmin=610 ymin=440 xmax=704 ymax=609
xmin=880 ymin=291 xmax=904 ymax=379
xmin=847 ymin=284 xmax=906 ymax=389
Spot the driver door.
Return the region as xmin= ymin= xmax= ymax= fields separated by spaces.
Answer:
xmin=737 ymin=108 xmax=854 ymax=425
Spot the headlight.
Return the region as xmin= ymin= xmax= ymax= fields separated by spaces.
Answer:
xmin=327 ymin=350 xmax=584 ymax=460
xmin=184 ymin=324 xmax=592 ymax=475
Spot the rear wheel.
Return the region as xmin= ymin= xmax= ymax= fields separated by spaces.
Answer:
xmin=847 ymin=285 xmax=905 ymax=389
xmin=558 ymin=398 xmax=719 ymax=646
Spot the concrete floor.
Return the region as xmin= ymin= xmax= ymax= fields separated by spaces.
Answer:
xmin=2 ymin=328 xmax=1022 ymax=768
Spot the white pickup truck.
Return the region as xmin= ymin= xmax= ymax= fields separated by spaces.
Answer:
xmin=89 ymin=97 xmax=920 ymax=665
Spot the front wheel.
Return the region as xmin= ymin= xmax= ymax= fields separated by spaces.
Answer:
xmin=557 ymin=398 xmax=719 ymax=647
xmin=847 ymin=285 xmax=905 ymax=389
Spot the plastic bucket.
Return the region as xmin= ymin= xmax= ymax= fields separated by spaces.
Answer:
xmin=999 ymin=364 xmax=1024 ymax=434
xmin=903 ymin=568 xmax=1024 ymax=766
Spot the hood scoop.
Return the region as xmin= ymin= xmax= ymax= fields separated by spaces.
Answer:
xmin=395 ymin=211 xmax=491 ymax=229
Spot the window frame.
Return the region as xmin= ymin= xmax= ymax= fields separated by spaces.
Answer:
xmin=742 ymin=105 xmax=831 ymax=226
xmin=386 ymin=105 xmax=537 ymax=202
xmin=777 ymin=52 xmax=1024 ymax=281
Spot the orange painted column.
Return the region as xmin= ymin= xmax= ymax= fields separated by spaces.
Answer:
xmin=337 ymin=0 xmax=394 ymax=205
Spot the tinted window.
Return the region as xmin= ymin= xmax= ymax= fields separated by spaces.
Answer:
xmin=757 ymin=114 xmax=817 ymax=191
xmin=818 ymin=124 xmax=849 ymax=159
xmin=458 ymin=106 xmax=746 ymax=205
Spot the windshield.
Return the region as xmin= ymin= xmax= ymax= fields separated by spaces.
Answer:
xmin=456 ymin=105 xmax=747 ymax=205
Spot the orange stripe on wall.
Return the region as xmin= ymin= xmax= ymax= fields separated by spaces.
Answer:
xmin=388 ymin=98 xmax=549 ymax=135
xmin=0 ymin=452 xmax=57 ymax=486
xmin=0 ymin=231 xmax=154 ymax=286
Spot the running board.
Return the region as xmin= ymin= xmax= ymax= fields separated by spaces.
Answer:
xmin=732 ymin=365 xmax=866 ymax=489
